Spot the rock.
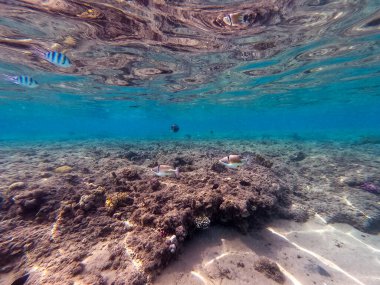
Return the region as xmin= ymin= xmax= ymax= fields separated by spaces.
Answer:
xmin=128 ymin=272 xmax=147 ymax=285
xmin=105 ymin=192 xmax=133 ymax=212
xmin=141 ymin=214 xmax=155 ymax=226
xmin=23 ymin=199 xmax=39 ymax=211
xmin=338 ymin=175 xmax=365 ymax=187
xmin=8 ymin=182 xmax=26 ymax=191
xmin=55 ymin=165 xmax=73 ymax=173
xmin=65 ymin=174 xmax=81 ymax=185
xmin=289 ymin=151 xmax=306 ymax=162
xmin=40 ymin=172 xmax=52 ymax=178
xmin=98 ymin=226 xmax=113 ymax=237
xmin=356 ymin=136 xmax=380 ymax=145
xmin=194 ymin=215 xmax=211 ymax=229
xmin=175 ymin=226 xmax=186 ymax=240
xmin=79 ymin=190 xmax=105 ymax=211
xmin=70 ymin=263 xmax=84 ymax=276
xmin=212 ymin=183 xmax=219 ymax=189
xmin=122 ymin=151 xmax=139 ymax=160
xmin=119 ymin=168 xmax=141 ymax=181
xmin=168 ymin=244 xmax=176 ymax=254
xmin=119 ymin=151 xmax=148 ymax=163
xmin=359 ymin=182 xmax=380 ymax=194
xmin=0 ymin=264 xmax=13 ymax=273
xmin=253 ymin=154 xmax=274 ymax=168
xmin=239 ymin=180 xmax=251 ymax=187
xmin=173 ymin=156 xmax=193 ymax=167
xmin=211 ymin=162 xmax=227 ymax=173
xmin=363 ymin=214 xmax=380 ymax=234
xmin=14 ymin=190 xmax=46 ymax=215
xmin=254 ymin=257 xmax=285 ymax=284
xmin=79 ymin=195 xmax=96 ymax=211
xmin=82 ymin=167 xmax=90 ymax=174
xmin=150 ymin=179 xmax=161 ymax=191
xmin=277 ymin=204 xmax=309 ymax=222
xmin=168 ymin=235 xmax=177 ymax=244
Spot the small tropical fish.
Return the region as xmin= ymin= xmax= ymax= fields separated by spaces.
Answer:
xmin=45 ymin=51 xmax=71 ymax=67
xmin=219 ymin=155 xmax=245 ymax=168
xmin=152 ymin=165 xmax=179 ymax=178
xmin=222 ymin=12 xmax=252 ymax=27
xmin=2 ymin=74 xmax=39 ymax=88
xmin=171 ymin=124 xmax=180 ymax=133
xmin=32 ymin=47 xmax=72 ymax=68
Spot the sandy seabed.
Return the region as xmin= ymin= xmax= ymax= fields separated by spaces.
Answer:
xmin=0 ymin=139 xmax=379 ymax=285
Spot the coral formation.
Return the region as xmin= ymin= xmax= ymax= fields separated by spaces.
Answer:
xmin=105 ymin=192 xmax=133 ymax=212
xmin=0 ymin=140 xmax=379 ymax=284
xmin=194 ymin=215 xmax=211 ymax=229
xmin=8 ymin=182 xmax=26 ymax=191
xmin=54 ymin=165 xmax=73 ymax=173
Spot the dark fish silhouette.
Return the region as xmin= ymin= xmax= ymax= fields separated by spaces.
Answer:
xmin=171 ymin=124 xmax=180 ymax=133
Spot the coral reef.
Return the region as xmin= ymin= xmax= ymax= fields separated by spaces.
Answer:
xmin=0 ymin=139 xmax=379 ymax=284
xmin=8 ymin=182 xmax=26 ymax=191
xmin=194 ymin=215 xmax=211 ymax=229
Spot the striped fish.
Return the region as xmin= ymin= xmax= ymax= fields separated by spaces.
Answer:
xmin=3 ymin=75 xmax=39 ymax=88
xmin=44 ymin=51 xmax=72 ymax=68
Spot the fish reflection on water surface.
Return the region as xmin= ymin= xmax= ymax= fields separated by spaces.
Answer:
xmin=0 ymin=0 xmax=379 ymax=99
xmin=33 ymin=49 xmax=72 ymax=68
xmin=2 ymin=74 xmax=39 ymax=88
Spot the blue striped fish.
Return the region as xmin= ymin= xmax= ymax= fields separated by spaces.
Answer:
xmin=3 ymin=75 xmax=39 ymax=88
xmin=44 ymin=51 xmax=72 ymax=68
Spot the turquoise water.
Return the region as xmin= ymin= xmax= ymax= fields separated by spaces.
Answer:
xmin=0 ymin=0 xmax=379 ymax=141
xmin=1 ymin=3 xmax=380 ymax=284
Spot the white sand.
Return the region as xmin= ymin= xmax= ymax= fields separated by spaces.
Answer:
xmin=155 ymin=215 xmax=380 ymax=285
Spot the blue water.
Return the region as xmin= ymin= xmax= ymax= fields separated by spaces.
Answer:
xmin=0 ymin=0 xmax=379 ymax=142
xmin=1 ymin=3 xmax=380 ymax=284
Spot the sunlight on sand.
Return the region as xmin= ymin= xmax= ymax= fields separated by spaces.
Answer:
xmin=190 ymin=271 xmax=214 ymax=285
xmin=266 ymin=227 xmax=366 ymax=285
xmin=276 ymin=263 xmax=304 ymax=285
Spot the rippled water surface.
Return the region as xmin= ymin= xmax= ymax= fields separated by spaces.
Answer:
xmin=0 ymin=0 xmax=379 ymax=139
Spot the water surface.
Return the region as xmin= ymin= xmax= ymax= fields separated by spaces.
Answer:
xmin=0 ymin=0 xmax=379 ymax=140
